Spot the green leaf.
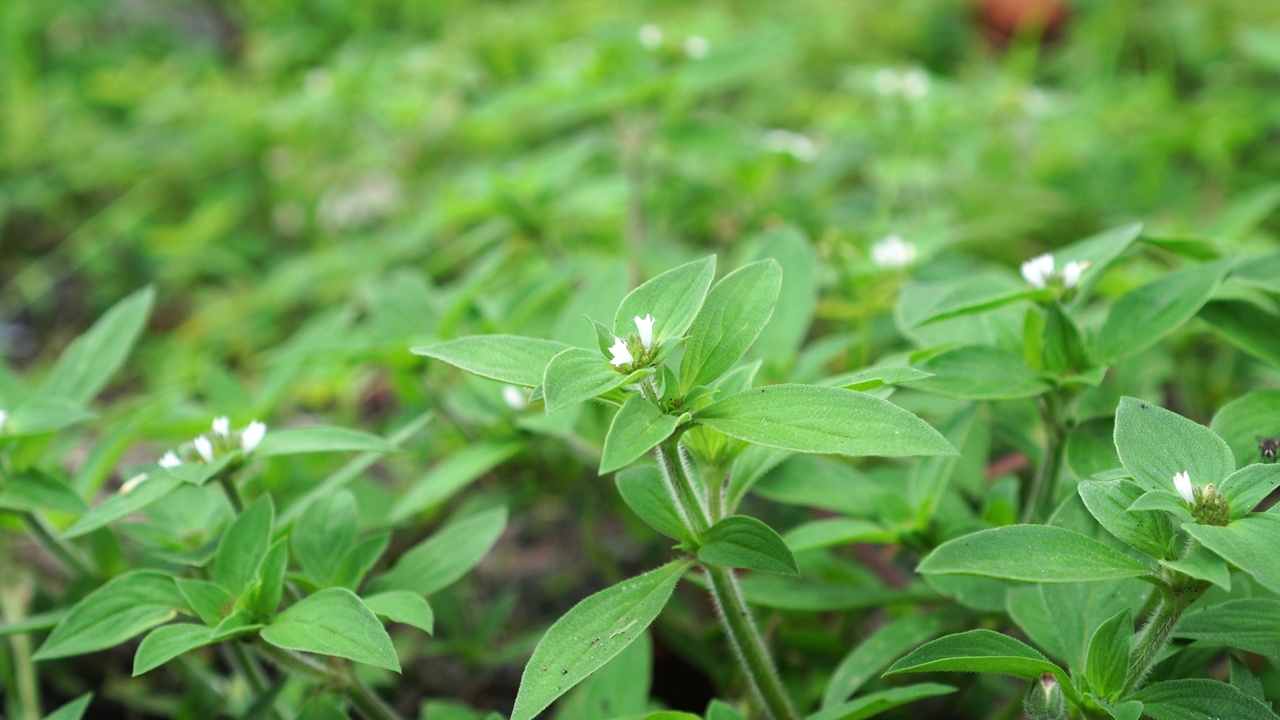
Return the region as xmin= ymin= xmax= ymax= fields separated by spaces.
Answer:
xmin=1185 ymin=514 xmax=1280 ymax=595
xmin=133 ymin=621 xmax=258 ymax=676
xmin=615 ymin=466 xmax=692 ymax=544
xmin=0 ymin=470 xmax=87 ymax=514
xmin=694 ymin=384 xmax=955 ymax=457
xmin=363 ymin=591 xmax=434 ymax=635
xmin=1211 ymin=389 xmax=1280 ymax=470
xmin=1231 ymin=655 xmax=1267 ymax=702
xmin=806 ymin=684 xmax=956 ymax=720
xmin=613 ymin=256 xmax=716 ymax=343
xmin=367 ymin=506 xmax=507 ymax=596
xmin=1078 ymin=479 xmax=1173 ymax=559
xmin=256 ymin=426 xmax=396 ymax=457
xmin=293 ymin=490 xmax=359 ymax=586
xmin=1159 ymin=544 xmax=1231 ymax=591
xmin=679 ymin=259 xmax=781 ymax=393
xmin=553 ymin=630 xmax=650 ymax=720
xmin=906 ymin=273 xmax=1042 ymax=328
xmin=1114 ymin=397 xmax=1236 ymax=494
xmin=1177 ymin=599 xmax=1280 ymax=658
xmin=161 ymin=455 xmax=237 ymax=486
xmin=542 ymin=347 xmax=651 ymax=414
xmin=913 ymin=345 xmax=1051 ymax=399
xmin=909 ymin=406 xmax=977 ymax=527
xmin=41 ymin=694 xmax=93 ymax=720
xmin=63 ymin=472 xmax=181 ymax=538
xmin=34 ymin=571 xmax=189 ymax=660
xmin=600 ymin=395 xmax=679 ymax=474
xmin=390 ymin=442 xmax=518 ymax=524
xmin=707 ymin=699 xmax=747 ymax=720
xmin=2 ymin=398 xmax=96 ymax=437
xmin=750 ymin=226 xmax=817 ymax=364
xmin=1066 ymin=418 xmax=1122 ymax=481
xmin=822 ymin=611 xmax=954 ymax=707
xmin=40 ymin=286 xmax=155 ymax=404
xmin=1041 ymin=302 xmax=1091 ymax=377
xmin=252 ymin=539 xmax=290 ymax=617
xmin=1096 ymin=261 xmax=1230 ymax=363
xmin=175 ymin=579 xmax=234 ymax=626
xmin=413 ymin=335 xmax=572 ymax=387
xmin=261 ymin=588 xmax=400 ymax=672
xmin=1200 ymin=300 xmax=1280 ymax=369
xmin=1084 ymin=609 xmax=1132 ymax=698
xmin=1007 ymin=579 xmax=1148 ymax=677
xmin=510 ymin=560 xmax=689 ymax=720
xmin=783 ymin=518 xmax=894 ymax=553
xmin=1218 ymin=464 xmax=1280 ymax=518
xmin=331 ymin=532 xmax=391 ymax=591
xmin=917 ymin=525 xmax=1153 ymax=583
xmin=0 ymin=609 xmax=65 ymax=638
xmin=884 ymin=629 xmax=1076 ymax=699
xmin=696 ymin=516 xmax=798 ymax=575
xmin=822 ymin=366 xmax=933 ymax=391
xmin=1057 ymin=222 xmax=1143 ymax=298
xmin=213 ymin=495 xmax=274 ymax=599
xmin=1128 ymin=679 xmax=1279 ymax=720
xmin=1093 ymin=698 xmax=1144 ymax=720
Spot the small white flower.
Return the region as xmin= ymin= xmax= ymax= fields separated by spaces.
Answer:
xmin=119 ymin=472 xmax=149 ymax=495
xmin=762 ymin=129 xmax=818 ymax=163
xmin=159 ymin=451 xmax=182 ymax=469
xmin=873 ymin=68 xmax=901 ymax=97
xmin=241 ymin=421 xmax=267 ymax=454
xmin=639 ymin=23 xmax=663 ymax=50
xmin=608 ymin=337 xmax=634 ymax=367
xmin=0 ymin=409 xmax=7 ymax=434
xmin=1173 ymin=470 xmax=1195 ymax=505
xmin=684 ymin=35 xmax=710 ymax=59
xmin=900 ymin=69 xmax=930 ymax=100
xmin=634 ymin=314 xmax=656 ymax=351
xmin=1061 ymin=260 xmax=1086 ymax=289
xmin=502 ymin=385 xmax=528 ymax=411
xmin=212 ymin=416 xmax=230 ymax=437
xmin=1021 ymin=253 xmax=1055 ymax=289
xmin=871 ymin=234 xmax=918 ymax=269
xmin=193 ymin=435 xmax=215 ymax=463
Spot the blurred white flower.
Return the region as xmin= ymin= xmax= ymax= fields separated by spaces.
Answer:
xmin=242 ymin=421 xmax=267 ymax=454
xmin=119 ymin=473 xmax=149 ymax=495
xmin=318 ymin=174 xmax=403 ymax=231
xmin=900 ymin=69 xmax=930 ymax=100
xmin=159 ymin=451 xmax=182 ymax=469
xmin=212 ymin=416 xmax=230 ymax=437
xmin=871 ymin=234 xmax=918 ymax=269
xmin=1061 ymin=260 xmax=1086 ymax=289
xmin=1173 ymin=470 xmax=1195 ymax=505
xmin=194 ymin=436 xmax=215 ymax=463
xmin=639 ymin=23 xmax=663 ymax=50
xmin=634 ymin=314 xmax=656 ymax=350
xmin=762 ymin=129 xmax=818 ymax=163
xmin=1021 ymin=253 xmax=1055 ymax=289
xmin=608 ymin=337 xmax=634 ymax=367
xmin=684 ymin=35 xmax=710 ymax=59
xmin=873 ymin=68 xmax=901 ymax=97
xmin=0 ymin=409 xmax=7 ymax=434
xmin=502 ymin=385 xmax=528 ymax=411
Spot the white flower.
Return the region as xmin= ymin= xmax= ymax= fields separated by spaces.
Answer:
xmin=634 ymin=314 xmax=656 ymax=350
xmin=639 ymin=23 xmax=663 ymax=50
xmin=1173 ymin=470 xmax=1195 ymax=505
xmin=900 ymin=69 xmax=930 ymax=100
xmin=241 ymin=421 xmax=267 ymax=454
xmin=871 ymin=234 xmax=918 ymax=269
xmin=762 ymin=129 xmax=818 ymax=163
xmin=212 ymin=416 xmax=230 ymax=437
xmin=193 ymin=435 xmax=215 ymax=463
xmin=0 ymin=409 xmax=7 ymax=434
xmin=873 ymin=68 xmax=901 ymax=97
xmin=608 ymin=337 xmax=634 ymax=367
xmin=684 ymin=35 xmax=710 ymax=59
xmin=1061 ymin=260 xmax=1086 ymax=289
xmin=119 ymin=472 xmax=149 ymax=495
xmin=1021 ymin=253 xmax=1055 ymax=289
xmin=502 ymin=385 xmax=528 ymax=411
xmin=159 ymin=451 xmax=182 ymax=469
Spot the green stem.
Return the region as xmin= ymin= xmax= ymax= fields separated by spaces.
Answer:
xmin=22 ymin=512 xmax=93 ymax=579
xmin=1 ymin=581 xmax=41 ymax=720
xmin=345 ymin=675 xmax=404 ymax=720
xmin=1121 ymin=580 xmax=1208 ymax=696
xmin=705 ymin=565 xmax=798 ymax=720
xmin=218 ymin=472 xmax=245 ymax=514
xmin=1022 ymin=394 xmax=1067 ymax=524
xmin=225 ymin=641 xmax=280 ymax=720
xmin=656 ymin=439 xmax=710 ymax=537
xmin=255 ymin=643 xmax=405 ymax=720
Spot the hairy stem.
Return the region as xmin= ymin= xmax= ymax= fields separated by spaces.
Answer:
xmin=218 ymin=472 xmax=246 ymax=514
xmin=656 ymin=439 xmax=710 ymax=536
xmin=706 ymin=565 xmax=798 ymax=720
xmin=1122 ymin=580 xmax=1208 ymax=696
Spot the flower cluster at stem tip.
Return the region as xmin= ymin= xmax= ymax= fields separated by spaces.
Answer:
xmin=122 ymin=417 xmax=267 ymax=494
xmin=608 ymin=314 xmax=656 ymax=372
xmin=1173 ymin=470 xmax=1230 ymax=526
xmin=1021 ymin=253 xmax=1089 ymax=291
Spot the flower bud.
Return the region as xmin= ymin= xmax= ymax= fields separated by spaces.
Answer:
xmin=1023 ymin=673 xmax=1067 ymax=720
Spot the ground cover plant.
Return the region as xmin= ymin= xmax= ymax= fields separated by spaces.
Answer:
xmin=5 ymin=0 xmax=1280 ymax=719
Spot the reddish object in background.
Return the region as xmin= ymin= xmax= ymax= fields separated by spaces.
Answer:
xmin=980 ymin=0 xmax=1069 ymax=47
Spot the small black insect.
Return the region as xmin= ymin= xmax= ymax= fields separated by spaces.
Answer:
xmin=1257 ymin=436 xmax=1279 ymax=462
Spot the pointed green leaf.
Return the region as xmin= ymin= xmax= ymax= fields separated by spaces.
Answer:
xmin=918 ymin=525 xmax=1153 ymax=583
xmin=261 ymin=588 xmax=399 ymax=672
xmin=553 ymin=629 xmax=650 ymax=720
xmin=884 ymin=629 xmax=1076 ymax=699
xmin=1210 ymin=389 xmax=1280 ymax=469
xmin=913 ymin=345 xmax=1051 ymax=399
xmin=511 ymin=560 xmax=689 ymax=720
xmin=750 ymin=226 xmax=817 ymax=364
xmin=391 ymin=442 xmax=518 ymax=524
xmin=413 ymin=335 xmax=573 ymax=388
xmin=0 ymin=470 xmax=87 ymax=514
xmin=821 ymin=366 xmax=933 ymax=391
xmin=695 ymin=384 xmax=955 ymax=457
xmin=616 ymin=466 xmax=691 ymax=544
xmin=1085 ymin=609 xmax=1132 ymax=698
xmin=823 ymin=611 xmax=954 ymax=707
xmin=213 ymin=495 xmax=274 ymax=598
xmin=1200 ymin=300 xmax=1280 ymax=370
xmin=41 ymin=286 xmax=154 ymax=404
xmin=332 ymin=532 xmax=391 ymax=591
xmin=34 ymin=571 xmax=189 ymax=660
xmin=1128 ymin=679 xmax=1279 ymax=720
xmin=1078 ymin=479 xmax=1174 ymax=559
xmin=367 ymin=506 xmax=506 ymax=596
xmin=1097 ymin=261 xmax=1230 ymax=363
xmin=679 ymin=259 xmax=781 ymax=393
xmin=1159 ymin=544 xmax=1231 ymax=591
xmin=252 ymin=539 xmax=290 ymax=617
xmin=806 ymin=684 xmax=955 ymax=720
xmin=1185 ymin=514 xmax=1280 ymax=595
xmin=600 ymin=395 xmax=679 ymax=474
xmin=293 ymin=490 xmax=359 ymax=586
xmin=697 ymin=516 xmax=798 ymax=576
xmin=3 ymin=398 xmax=96 ymax=437
xmin=1177 ymin=599 xmax=1280 ymax=658
xmin=614 ymin=256 xmax=716 ymax=342
xmin=41 ymin=694 xmax=93 ymax=720
xmin=1218 ymin=464 xmax=1280 ymax=518
xmin=256 ymin=427 xmax=396 ymax=457
xmin=133 ymin=620 xmax=259 ymax=676
xmin=783 ymin=519 xmax=894 ymax=553
xmin=63 ymin=474 xmax=183 ymax=539
xmin=363 ymin=591 xmax=434 ymax=635
xmin=543 ymin=347 xmax=651 ymax=414
xmin=1114 ymin=396 xmax=1235 ymax=494
xmin=175 ymin=579 xmax=235 ymax=626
